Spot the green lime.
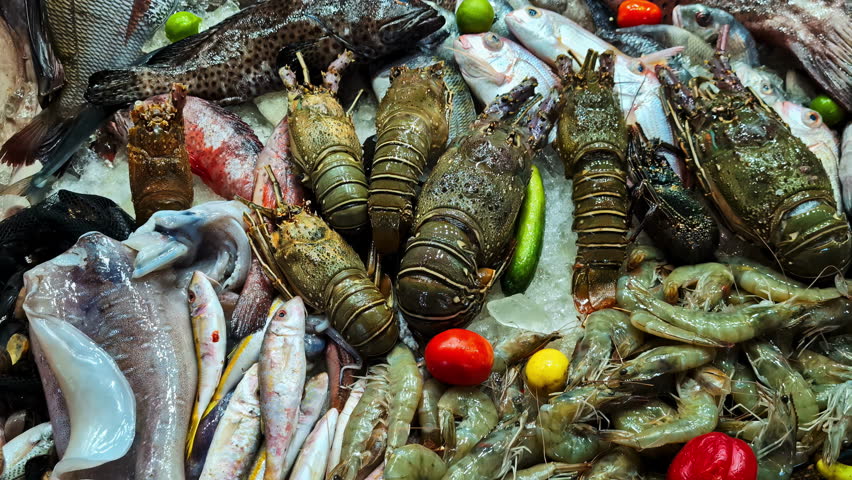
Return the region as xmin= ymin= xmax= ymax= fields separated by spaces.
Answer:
xmin=456 ymin=0 xmax=494 ymax=34
xmin=810 ymin=94 xmax=846 ymax=127
xmin=165 ymin=11 xmax=202 ymax=43
xmin=501 ymin=165 xmax=546 ymax=295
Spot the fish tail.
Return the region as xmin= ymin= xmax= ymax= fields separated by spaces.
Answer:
xmin=798 ymin=17 xmax=852 ymax=110
xmin=86 ymin=68 xmax=155 ymax=106
xmin=1 ymin=106 xmax=111 ymax=193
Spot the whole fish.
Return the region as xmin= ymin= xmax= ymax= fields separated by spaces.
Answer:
xmin=186 ymin=392 xmax=233 ymax=480
xmin=85 ymin=0 xmax=444 ymax=106
xmin=774 ymin=100 xmax=842 ymax=212
xmin=453 ymin=33 xmax=559 ymax=106
xmin=671 ymin=4 xmax=759 ymax=66
xmin=186 ymin=271 xmax=228 ymax=457
xmin=259 ymin=297 xmax=306 ymax=480
xmin=118 ymin=94 xmax=263 ymax=201
xmin=200 ymin=363 xmax=262 ymax=480
xmin=839 ymin=124 xmax=852 ymax=216
xmin=0 ymin=0 xmax=178 ymax=191
xmin=616 ymin=24 xmax=714 ymax=77
xmin=372 ymin=54 xmax=476 ymax=142
xmin=282 ymin=373 xmax=329 ymax=475
xmin=602 ymin=0 xmax=852 ymax=111
xmin=0 ymin=190 xmax=135 ymax=325
xmin=529 ymin=0 xmax=595 ymax=31
xmin=23 ymin=233 xmax=196 ymax=478
xmin=289 ymin=409 xmax=338 ymax=480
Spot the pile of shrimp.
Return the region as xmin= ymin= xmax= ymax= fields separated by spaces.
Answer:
xmin=317 ymin=243 xmax=852 ymax=480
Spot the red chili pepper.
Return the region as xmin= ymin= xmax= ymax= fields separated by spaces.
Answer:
xmin=617 ymin=0 xmax=663 ymax=27
xmin=668 ymin=432 xmax=758 ymax=480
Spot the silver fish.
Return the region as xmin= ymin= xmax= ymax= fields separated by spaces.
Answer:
xmin=840 ymin=124 xmax=852 ymax=216
xmin=0 ymin=0 xmax=178 ymax=191
xmin=671 ymin=4 xmax=759 ymax=66
xmin=529 ymin=0 xmax=595 ymax=31
xmin=23 ymin=232 xmax=196 ymax=478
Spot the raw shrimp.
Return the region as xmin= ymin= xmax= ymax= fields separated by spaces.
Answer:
xmin=612 ymin=401 xmax=677 ymax=434
xmin=798 ymin=297 xmax=852 ymax=334
xmin=815 ymin=381 xmax=852 ymax=466
xmin=731 ymin=362 xmax=766 ymax=416
xmin=629 ymin=311 xmax=729 ymax=348
xmin=541 ymin=386 xmax=625 ymax=428
xmin=817 ymin=334 xmax=852 ymax=366
xmin=569 ymin=309 xmax=642 ymax=386
xmin=582 ymin=447 xmax=642 ymax=480
xmin=602 ymin=367 xmax=728 ymax=450
xmin=606 ymin=345 xmax=716 ymax=385
xmin=384 ymin=444 xmax=447 ymax=480
xmin=500 ymin=462 xmax=587 ymax=480
xmin=327 ymin=378 xmax=366 ymax=475
xmin=492 ymin=330 xmax=560 ymax=374
xmin=441 ymin=423 xmax=523 ymax=480
xmin=795 ymin=349 xmax=852 ymax=384
xmin=438 ymin=386 xmax=499 ymax=465
xmin=627 ymin=279 xmax=799 ymax=343
xmin=330 ymin=366 xmax=389 ymax=480
xmin=662 ymin=263 xmax=734 ymax=309
xmin=418 ymin=378 xmax=446 ymax=450
xmin=727 ymin=260 xmax=842 ymax=303
xmin=752 ymin=392 xmax=797 ymax=480
xmin=539 ymin=422 xmax=604 ymax=464
xmin=259 ymin=297 xmax=307 ymax=480
xmin=746 ymin=341 xmax=819 ymax=426
xmin=386 ymin=344 xmax=423 ymax=452
xmin=497 ymin=366 xmax=535 ymax=422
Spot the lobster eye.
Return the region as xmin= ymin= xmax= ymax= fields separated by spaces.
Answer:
xmin=483 ymin=33 xmax=502 ymax=51
xmin=803 ymin=109 xmax=822 ymax=127
xmin=527 ymin=7 xmax=540 ymax=17
xmin=695 ymin=10 xmax=711 ymax=26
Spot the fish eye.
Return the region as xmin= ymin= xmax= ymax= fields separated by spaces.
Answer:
xmin=761 ymin=84 xmax=773 ymax=94
xmin=803 ymin=109 xmax=822 ymax=127
xmin=695 ymin=11 xmax=711 ymax=26
xmin=484 ymin=33 xmax=502 ymax=51
xmin=527 ymin=7 xmax=540 ymax=17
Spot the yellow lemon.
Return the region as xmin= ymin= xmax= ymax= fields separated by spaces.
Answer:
xmin=525 ymin=348 xmax=569 ymax=393
xmin=817 ymin=459 xmax=852 ymax=480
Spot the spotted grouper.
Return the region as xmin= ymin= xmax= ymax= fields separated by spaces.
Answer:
xmin=85 ymin=0 xmax=444 ymax=106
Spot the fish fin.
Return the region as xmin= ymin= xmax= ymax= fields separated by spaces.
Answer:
xmin=303 ymin=13 xmax=376 ymax=58
xmin=86 ymin=69 xmax=148 ymax=106
xmin=639 ymin=46 xmax=685 ymax=66
xmin=0 ymin=106 xmax=70 ymax=167
xmin=792 ymin=18 xmax=852 ymax=110
xmin=145 ymin=28 xmax=219 ymax=65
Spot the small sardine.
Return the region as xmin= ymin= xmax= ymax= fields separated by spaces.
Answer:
xmin=289 ymin=409 xmax=339 ymax=480
xmin=259 ymin=297 xmax=306 ymax=480
xmin=671 ymin=4 xmax=759 ymax=66
xmin=200 ymin=363 xmax=262 ymax=480
xmin=453 ymin=33 xmax=559 ymax=106
xmin=282 ymin=373 xmax=330 ymax=475
xmin=187 ymin=271 xmax=228 ymax=457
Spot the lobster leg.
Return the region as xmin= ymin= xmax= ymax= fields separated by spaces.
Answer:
xmin=479 ymin=78 xmax=538 ymax=122
xmin=322 ymin=50 xmax=355 ymax=94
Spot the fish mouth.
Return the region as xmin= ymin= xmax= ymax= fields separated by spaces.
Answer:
xmin=380 ymin=2 xmax=445 ymax=45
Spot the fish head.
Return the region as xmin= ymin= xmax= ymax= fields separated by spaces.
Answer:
xmin=453 ymin=33 xmax=517 ymax=100
xmin=775 ymin=100 xmax=839 ymax=153
xmin=370 ymin=0 xmax=445 ymax=51
xmin=507 ymin=6 xmax=613 ymax=67
xmin=733 ymin=64 xmax=785 ymax=105
xmin=671 ymin=4 xmax=734 ymax=43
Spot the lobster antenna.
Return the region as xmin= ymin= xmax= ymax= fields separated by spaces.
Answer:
xmin=347 ymin=89 xmax=365 ymax=116
xmin=296 ymin=51 xmax=311 ymax=85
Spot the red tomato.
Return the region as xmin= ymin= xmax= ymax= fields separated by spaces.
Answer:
xmin=617 ymin=0 xmax=663 ymax=27
xmin=425 ymin=329 xmax=494 ymax=385
xmin=668 ymin=432 xmax=758 ymax=480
